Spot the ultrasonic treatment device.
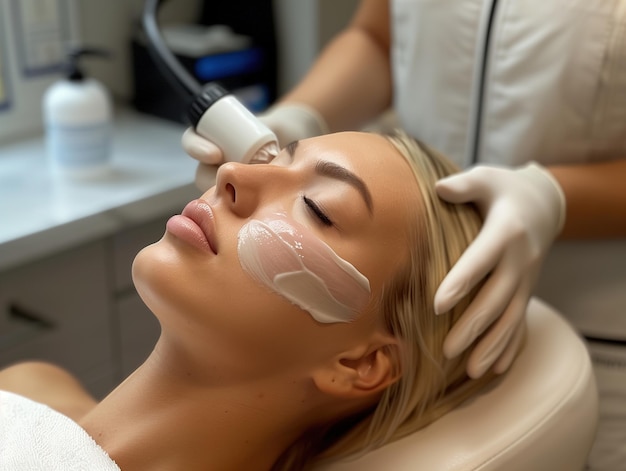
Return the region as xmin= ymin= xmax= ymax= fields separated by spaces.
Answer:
xmin=142 ymin=0 xmax=279 ymax=164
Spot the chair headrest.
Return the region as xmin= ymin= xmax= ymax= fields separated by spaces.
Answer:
xmin=317 ymin=298 xmax=599 ymax=471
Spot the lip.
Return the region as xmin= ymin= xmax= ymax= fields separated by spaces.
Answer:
xmin=166 ymin=199 xmax=218 ymax=254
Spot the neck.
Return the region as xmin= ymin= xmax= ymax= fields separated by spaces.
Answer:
xmin=79 ymin=338 xmax=313 ymax=471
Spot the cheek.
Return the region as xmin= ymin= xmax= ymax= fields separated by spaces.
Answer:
xmin=237 ymin=217 xmax=371 ymax=324
xmin=372 ymin=241 xmax=408 ymax=289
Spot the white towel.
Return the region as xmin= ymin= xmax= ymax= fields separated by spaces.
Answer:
xmin=0 ymin=390 xmax=120 ymax=470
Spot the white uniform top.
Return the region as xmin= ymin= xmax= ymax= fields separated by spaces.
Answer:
xmin=391 ymin=0 xmax=626 ymax=340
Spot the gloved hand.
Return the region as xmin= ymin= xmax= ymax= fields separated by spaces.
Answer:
xmin=434 ymin=162 xmax=566 ymax=378
xmin=182 ymin=103 xmax=329 ymax=191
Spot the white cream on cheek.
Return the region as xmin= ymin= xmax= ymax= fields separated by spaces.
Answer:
xmin=237 ymin=214 xmax=371 ymax=323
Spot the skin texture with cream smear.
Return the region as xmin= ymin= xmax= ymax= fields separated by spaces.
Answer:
xmin=238 ymin=213 xmax=371 ymax=323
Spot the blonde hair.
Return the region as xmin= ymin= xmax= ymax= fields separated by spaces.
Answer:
xmin=274 ymin=131 xmax=495 ymax=470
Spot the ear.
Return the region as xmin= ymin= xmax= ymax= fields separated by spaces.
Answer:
xmin=312 ymin=335 xmax=402 ymax=400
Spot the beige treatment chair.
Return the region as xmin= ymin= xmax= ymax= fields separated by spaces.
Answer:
xmin=318 ymin=298 xmax=599 ymax=471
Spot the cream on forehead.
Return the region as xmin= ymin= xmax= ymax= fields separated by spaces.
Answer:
xmin=237 ymin=214 xmax=371 ymax=323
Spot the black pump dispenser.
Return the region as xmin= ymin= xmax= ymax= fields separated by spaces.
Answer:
xmin=64 ymin=48 xmax=110 ymax=82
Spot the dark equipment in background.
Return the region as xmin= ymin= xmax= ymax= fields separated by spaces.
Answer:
xmin=198 ymin=0 xmax=277 ymax=101
xmin=139 ymin=0 xmax=279 ymax=165
xmin=133 ymin=0 xmax=277 ymax=124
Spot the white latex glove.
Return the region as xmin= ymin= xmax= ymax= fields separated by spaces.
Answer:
xmin=182 ymin=103 xmax=329 ymax=191
xmin=434 ymin=162 xmax=566 ymax=379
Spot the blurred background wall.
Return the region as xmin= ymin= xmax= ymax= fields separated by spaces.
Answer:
xmin=0 ymin=0 xmax=359 ymax=143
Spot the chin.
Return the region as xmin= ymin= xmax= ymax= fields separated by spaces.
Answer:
xmin=131 ymin=236 xmax=232 ymax=325
xmin=131 ymin=238 xmax=189 ymax=319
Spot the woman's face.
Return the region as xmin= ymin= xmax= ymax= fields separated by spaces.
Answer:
xmin=132 ymin=132 xmax=421 ymax=378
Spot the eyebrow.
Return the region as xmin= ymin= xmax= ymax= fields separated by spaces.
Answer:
xmin=286 ymin=140 xmax=373 ymax=215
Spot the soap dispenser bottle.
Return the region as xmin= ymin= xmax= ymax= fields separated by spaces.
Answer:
xmin=43 ymin=48 xmax=112 ymax=178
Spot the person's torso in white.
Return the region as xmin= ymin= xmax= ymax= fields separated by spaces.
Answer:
xmin=391 ymin=0 xmax=626 ymax=340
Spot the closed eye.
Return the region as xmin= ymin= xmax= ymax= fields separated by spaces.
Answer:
xmin=303 ymin=196 xmax=333 ymax=227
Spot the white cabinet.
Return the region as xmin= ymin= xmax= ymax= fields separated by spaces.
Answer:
xmin=0 ymin=241 xmax=116 ymax=397
xmin=0 ymin=215 xmax=168 ymax=398
xmin=111 ymin=217 xmax=165 ymax=379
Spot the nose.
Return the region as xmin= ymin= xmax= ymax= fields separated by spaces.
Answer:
xmin=214 ymin=162 xmax=288 ymax=218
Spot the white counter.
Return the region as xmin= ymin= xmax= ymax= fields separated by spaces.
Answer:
xmin=0 ymin=110 xmax=203 ymax=272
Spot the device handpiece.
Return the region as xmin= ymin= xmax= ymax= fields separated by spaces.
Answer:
xmin=188 ymin=83 xmax=279 ymax=165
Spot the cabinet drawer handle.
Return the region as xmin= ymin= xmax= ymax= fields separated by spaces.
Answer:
xmin=0 ymin=303 xmax=56 ymax=349
xmin=9 ymin=304 xmax=55 ymax=329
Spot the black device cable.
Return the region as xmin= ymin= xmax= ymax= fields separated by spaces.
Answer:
xmin=142 ymin=0 xmax=202 ymax=99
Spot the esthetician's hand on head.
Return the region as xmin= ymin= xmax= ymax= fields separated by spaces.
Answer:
xmin=434 ymin=162 xmax=565 ymax=378
xmin=182 ymin=103 xmax=329 ymax=192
